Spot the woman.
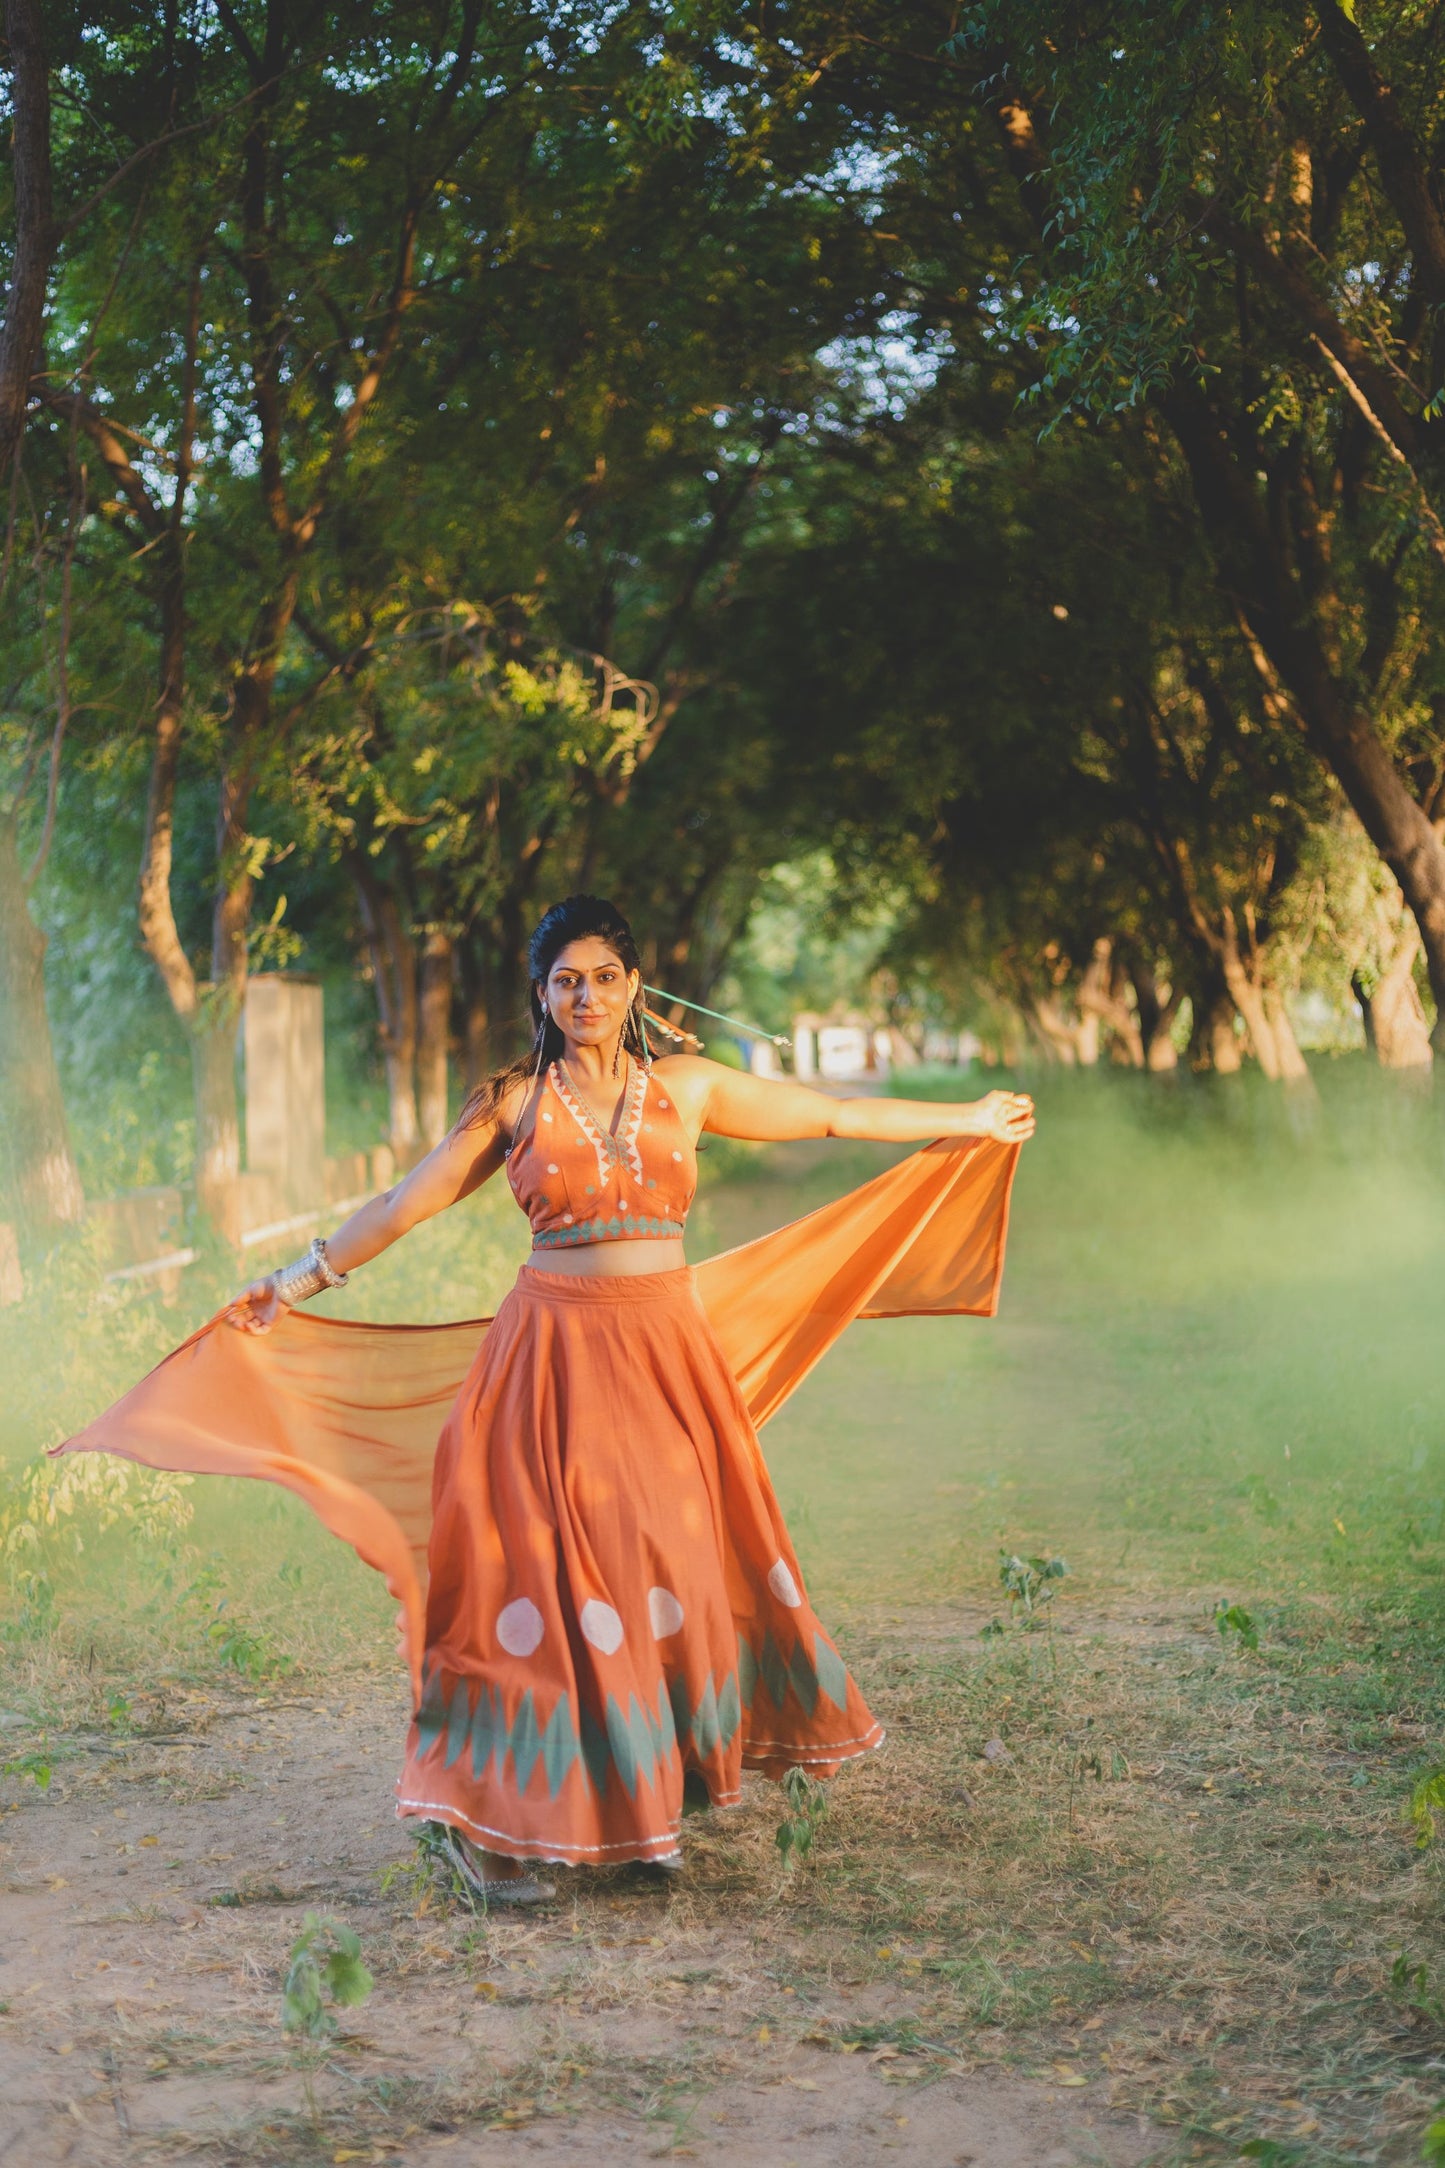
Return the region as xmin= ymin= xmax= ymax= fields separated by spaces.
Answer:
xmin=226 ymin=895 xmax=1035 ymax=1900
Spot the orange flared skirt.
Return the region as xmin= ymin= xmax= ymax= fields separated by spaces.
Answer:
xmin=400 ymin=1266 xmax=881 ymax=1862
xmin=56 ymin=1138 xmax=1019 ymax=1861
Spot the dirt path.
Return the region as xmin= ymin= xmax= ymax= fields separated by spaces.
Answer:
xmin=1 ymin=1663 xmax=1157 ymax=2168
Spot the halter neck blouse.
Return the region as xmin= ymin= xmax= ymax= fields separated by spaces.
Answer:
xmin=507 ymin=1060 xmax=697 ymax=1250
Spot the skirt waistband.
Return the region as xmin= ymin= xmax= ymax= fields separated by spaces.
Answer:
xmin=513 ymin=1263 xmax=696 ymax=1304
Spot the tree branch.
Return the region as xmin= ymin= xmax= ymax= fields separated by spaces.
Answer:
xmin=39 ymin=388 xmax=167 ymax=534
xmin=1315 ymin=0 xmax=1445 ymax=302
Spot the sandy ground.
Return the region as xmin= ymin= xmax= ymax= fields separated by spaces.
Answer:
xmin=0 ymin=1675 xmax=1160 ymax=2168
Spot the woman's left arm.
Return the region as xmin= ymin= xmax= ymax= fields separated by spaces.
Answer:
xmin=662 ymin=1058 xmax=1036 ymax=1146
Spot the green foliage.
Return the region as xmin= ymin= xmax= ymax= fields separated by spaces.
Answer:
xmin=1422 ymin=2105 xmax=1445 ymax=2164
xmin=998 ymin=1552 xmax=1068 ymax=1622
xmin=203 ymin=1603 xmax=293 ymax=1682
xmin=775 ymin=1765 xmax=829 ymax=1869
xmin=182 ymin=1559 xmax=295 ymax=1680
xmin=3 ymin=1570 xmax=55 ymax=1646
xmin=1215 ymin=1601 xmax=1261 ymax=1652
xmin=281 ymin=1914 xmax=374 ymax=2038
xmin=1 ymin=1746 xmax=52 ymax=1791
xmin=0 ymin=1452 xmax=194 ymax=1562
xmin=1408 ymin=1766 xmax=1445 ymax=1850
xmin=1389 ymin=1952 xmax=1445 ymax=2029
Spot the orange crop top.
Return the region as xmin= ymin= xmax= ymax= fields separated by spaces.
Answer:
xmin=506 ymin=1060 xmax=697 ymax=1250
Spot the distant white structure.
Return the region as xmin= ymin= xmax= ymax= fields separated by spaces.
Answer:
xmin=817 ymin=1025 xmax=872 ymax=1080
xmin=748 ymin=1038 xmax=784 ymax=1078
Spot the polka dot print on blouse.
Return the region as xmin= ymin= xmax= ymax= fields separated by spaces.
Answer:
xmin=508 ymin=1061 xmax=698 ymax=1250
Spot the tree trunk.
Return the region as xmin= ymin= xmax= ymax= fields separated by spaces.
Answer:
xmin=184 ymin=755 xmax=258 ymax=1242
xmin=1260 ymin=983 xmax=1314 ymax=1091
xmin=192 ymin=987 xmax=243 ymax=1242
xmin=1214 ymin=910 xmax=1317 ymax=1095
xmin=1200 ymin=985 xmax=1244 ymax=1073
xmin=464 ymin=986 xmax=490 ymax=1088
xmin=353 ymin=864 xmax=419 ymax=1157
xmin=1131 ymin=957 xmax=1180 ymax=1070
xmin=1027 ymin=992 xmax=1077 ymax=1063
xmin=1074 ymin=936 xmax=1117 ymax=1062
xmin=1355 ymin=922 xmax=1433 ymax=1071
xmin=131 ymin=525 xmax=261 ymax=1241
xmin=136 ymin=543 xmax=196 ymax=1027
xmin=1147 ymin=1024 xmax=1180 ymax=1073
xmin=458 ymin=933 xmax=494 ymax=1087
xmin=1078 ymin=936 xmax=1147 ymax=1065
xmin=416 ymin=926 xmax=453 ymax=1147
xmin=383 ymin=1043 xmax=419 ymax=1159
xmin=0 ymin=0 xmax=52 ymax=482
xmin=1073 ymin=938 xmax=1108 ymax=1067
xmin=1164 ymin=388 xmax=1445 ymax=1050
xmin=0 ymin=812 xmax=84 ymax=1233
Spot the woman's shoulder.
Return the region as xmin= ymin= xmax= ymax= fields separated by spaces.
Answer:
xmin=647 ymin=1052 xmax=732 ymax=1117
xmin=493 ymin=1071 xmax=542 ymax=1144
xmin=649 ymin=1052 xmax=720 ymax=1089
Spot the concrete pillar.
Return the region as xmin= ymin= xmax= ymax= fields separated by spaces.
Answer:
xmin=793 ymin=1023 xmax=816 ymax=1079
xmin=244 ymin=975 xmax=325 ymax=1206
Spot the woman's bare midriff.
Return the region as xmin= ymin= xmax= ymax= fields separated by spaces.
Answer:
xmin=521 ymin=1236 xmax=688 ymax=1278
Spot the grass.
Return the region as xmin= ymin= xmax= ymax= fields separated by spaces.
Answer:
xmin=4 ymin=1057 xmax=1445 ymax=2162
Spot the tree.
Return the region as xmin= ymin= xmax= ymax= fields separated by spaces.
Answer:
xmin=0 ymin=0 xmax=85 ymax=1235
xmin=943 ymin=0 xmax=1445 ymax=1048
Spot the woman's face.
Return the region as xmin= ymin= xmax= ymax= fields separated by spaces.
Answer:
xmin=541 ymin=938 xmax=640 ymax=1053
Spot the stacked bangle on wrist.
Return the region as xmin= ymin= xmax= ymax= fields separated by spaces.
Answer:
xmin=273 ymin=1237 xmax=350 ymax=1308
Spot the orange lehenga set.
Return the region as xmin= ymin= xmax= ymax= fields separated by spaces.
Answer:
xmin=60 ymin=1063 xmax=1019 ymax=1867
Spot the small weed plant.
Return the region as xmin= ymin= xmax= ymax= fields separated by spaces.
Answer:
xmin=1214 ymin=1599 xmax=1260 ymax=1651
xmin=998 ymin=1551 xmax=1069 ymax=1622
xmin=0 ymin=1744 xmax=51 ymax=1790
xmin=775 ymin=1765 xmax=828 ymax=1869
xmin=1409 ymin=1764 xmax=1445 ymax=1849
xmin=1390 ymin=1952 xmax=1445 ymax=2029
xmin=281 ymin=1913 xmax=374 ymax=2038
xmin=982 ymin=1551 xmax=1069 ymax=1643
xmin=182 ymin=1558 xmax=295 ymax=1681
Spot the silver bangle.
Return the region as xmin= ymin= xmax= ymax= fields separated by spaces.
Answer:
xmin=273 ymin=1237 xmax=350 ymax=1308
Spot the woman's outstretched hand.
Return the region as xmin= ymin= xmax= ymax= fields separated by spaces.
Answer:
xmin=977 ymin=1089 xmax=1036 ymax=1143
xmin=226 ymin=1275 xmax=285 ymax=1334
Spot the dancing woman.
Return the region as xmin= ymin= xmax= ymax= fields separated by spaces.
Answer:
xmin=66 ymin=894 xmax=1033 ymax=1902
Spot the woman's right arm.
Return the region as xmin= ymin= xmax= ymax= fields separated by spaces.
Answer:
xmin=227 ymin=1100 xmax=513 ymax=1333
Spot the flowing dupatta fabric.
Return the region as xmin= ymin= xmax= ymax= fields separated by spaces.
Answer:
xmin=54 ymin=1138 xmax=1018 ymax=1699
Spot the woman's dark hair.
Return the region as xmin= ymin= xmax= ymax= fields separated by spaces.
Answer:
xmin=458 ymin=895 xmax=648 ymax=1131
